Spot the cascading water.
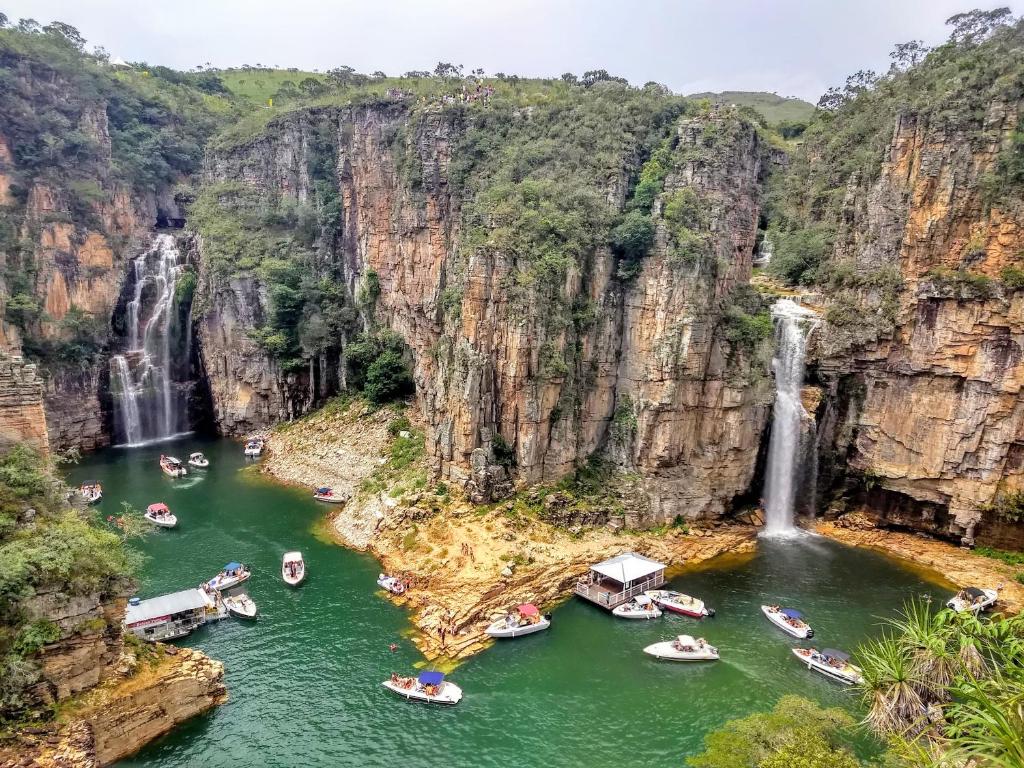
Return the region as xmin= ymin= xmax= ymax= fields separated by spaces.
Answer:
xmin=761 ymin=298 xmax=818 ymax=536
xmin=110 ymin=234 xmax=190 ymax=446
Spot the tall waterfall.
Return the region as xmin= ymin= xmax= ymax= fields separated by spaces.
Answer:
xmin=110 ymin=234 xmax=189 ymax=446
xmin=762 ymin=298 xmax=818 ymax=536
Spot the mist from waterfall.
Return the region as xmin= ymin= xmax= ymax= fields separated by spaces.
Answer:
xmin=110 ymin=234 xmax=189 ymax=446
xmin=762 ymin=298 xmax=818 ymax=536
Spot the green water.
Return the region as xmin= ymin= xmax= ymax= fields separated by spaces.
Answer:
xmin=66 ymin=438 xmax=950 ymax=768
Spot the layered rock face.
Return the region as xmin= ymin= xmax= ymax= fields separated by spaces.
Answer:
xmin=200 ymin=105 xmax=771 ymax=521
xmin=0 ymin=352 xmax=49 ymax=453
xmin=813 ymin=103 xmax=1024 ymax=546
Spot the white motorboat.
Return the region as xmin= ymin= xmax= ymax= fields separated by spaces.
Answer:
xmin=761 ymin=605 xmax=814 ymax=639
xmin=244 ymin=439 xmax=264 ymax=457
xmin=144 ymin=502 xmax=177 ymax=528
xmin=313 ymin=486 xmax=346 ymax=504
xmin=946 ymin=586 xmax=999 ymax=614
xmin=224 ymin=592 xmax=258 ymax=620
xmin=159 ymin=455 xmax=187 ymax=478
xmin=645 ymin=589 xmax=714 ymax=618
xmin=792 ymin=647 xmax=863 ymax=685
xmin=79 ymin=481 xmax=102 ymax=505
xmin=382 ymin=671 xmax=462 ymax=705
xmin=188 ymin=452 xmax=209 ymax=468
xmin=612 ymin=595 xmax=662 ymax=620
xmin=377 ymin=574 xmax=406 ymax=595
xmin=206 ymin=562 xmax=251 ymax=592
xmin=485 ymin=603 xmax=551 ymax=638
xmin=282 ymin=551 xmax=305 ymax=586
xmin=644 ymin=634 xmax=719 ymax=661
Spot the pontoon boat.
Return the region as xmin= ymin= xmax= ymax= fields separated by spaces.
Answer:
xmin=792 ymin=647 xmax=863 ymax=685
xmin=144 ymin=502 xmax=177 ymax=528
xmin=485 ymin=603 xmax=551 ymax=638
xmin=282 ymin=551 xmax=305 ymax=586
xmin=644 ymin=634 xmax=719 ymax=661
xmin=377 ymin=574 xmax=406 ymax=595
xmin=946 ymin=586 xmax=999 ymax=614
xmin=206 ymin=562 xmax=251 ymax=592
xmin=761 ymin=605 xmax=813 ymax=638
xmin=159 ymin=455 xmax=187 ymax=477
xmin=381 ymin=671 xmax=462 ymax=705
xmin=645 ymin=589 xmax=714 ymax=618
xmin=612 ymin=594 xmax=662 ymax=620
xmin=188 ymin=452 xmax=209 ymax=468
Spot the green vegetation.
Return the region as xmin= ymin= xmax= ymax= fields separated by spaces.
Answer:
xmin=345 ymin=332 xmax=414 ymax=406
xmin=686 ymin=695 xmax=859 ymax=768
xmin=215 ymin=67 xmax=327 ymax=105
xmin=980 ymin=489 xmax=1024 ymax=523
xmin=0 ymin=446 xmax=138 ymax=721
xmin=687 ymin=91 xmax=816 ymax=125
xmin=720 ymin=285 xmax=773 ymax=354
xmin=973 ymin=546 xmax=1024 ymax=566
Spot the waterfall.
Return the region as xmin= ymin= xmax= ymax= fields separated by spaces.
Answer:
xmin=762 ymin=298 xmax=818 ymax=536
xmin=110 ymin=234 xmax=189 ymax=446
xmin=754 ymin=234 xmax=773 ymax=267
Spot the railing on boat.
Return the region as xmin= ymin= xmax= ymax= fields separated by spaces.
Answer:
xmin=574 ymin=572 xmax=665 ymax=608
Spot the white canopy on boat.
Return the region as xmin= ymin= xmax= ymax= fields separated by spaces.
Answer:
xmin=125 ymin=589 xmax=210 ymax=626
xmin=635 ymin=595 xmax=653 ymax=606
xmin=283 ymin=551 xmax=302 ymax=562
xmin=589 ymin=552 xmax=666 ymax=584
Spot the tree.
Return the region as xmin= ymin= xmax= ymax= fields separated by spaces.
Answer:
xmin=371 ymin=70 xmax=387 ymax=79
xmin=687 ymin=696 xmax=861 ymax=768
xmin=299 ymin=77 xmax=327 ymax=97
xmin=946 ymin=7 xmax=1014 ymax=46
xmin=610 ymin=210 xmax=654 ymax=261
xmin=433 ymin=61 xmax=463 ymax=79
xmin=889 ymin=40 xmax=930 ymax=71
xmin=15 ymin=18 xmax=41 ymax=34
xmin=560 ymin=72 xmax=578 ymax=85
xmin=0 ymin=12 xmax=8 ymax=27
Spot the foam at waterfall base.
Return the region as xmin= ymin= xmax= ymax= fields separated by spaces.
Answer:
xmin=113 ymin=431 xmax=194 ymax=449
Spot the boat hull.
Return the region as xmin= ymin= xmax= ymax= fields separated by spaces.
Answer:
xmin=643 ymin=642 xmax=719 ymax=661
xmin=377 ymin=577 xmax=405 ymax=595
xmin=225 ymin=598 xmax=258 ymax=620
xmin=946 ymin=590 xmax=998 ymax=613
xmin=792 ymin=649 xmax=862 ymax=685
xmin=612 ymin=605 xmax=662 ymax=620
xmin=485 ymin=617 xmax=551 ymax=638
xmin=207 ymin=572 xmax=250 ymax=592
xmin=761 ymin=606 xmax=813 ymax=639
xmin=313 ymin=494 xmax=345 ymax=504
xmin=144 ymin=513 xmax=177 ymax=528
xmin=645 ymin=591 xmax=709 ymax=618
xmin=381 ymin=681 xmax=462 ymax=705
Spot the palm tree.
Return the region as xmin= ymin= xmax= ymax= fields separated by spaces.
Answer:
xmin=890 ymin=599 xmax=959 ymax=699
xmin=858 ymin=633 xmax=927 ymax=737
xmin=943 ymin=667 xmax=1024 ymax=768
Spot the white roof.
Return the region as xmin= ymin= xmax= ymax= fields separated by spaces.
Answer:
xmin=125 ymin=588 xmax=211 ymax=625
xmin=283 ymin=551 xmax=302 ymax=561
xmin=590 ymin=552 xmax=665 ymax=584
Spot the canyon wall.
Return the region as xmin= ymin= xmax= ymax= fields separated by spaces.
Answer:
xmin=198 ymin=102 xmax=772 ymax=521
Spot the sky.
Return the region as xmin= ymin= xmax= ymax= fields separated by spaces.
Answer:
xmin=3 ymin=1 xmax=1023 ymax=102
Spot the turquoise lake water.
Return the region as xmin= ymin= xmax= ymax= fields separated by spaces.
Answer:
xmin=64 ymin=438 xmax=949 ymax=768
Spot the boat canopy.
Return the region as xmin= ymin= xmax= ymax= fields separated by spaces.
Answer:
xmin=635 ymin=595 xmax=653 ymax=606
xmin=316 ymin=487 xmax=332 ymax=494
xmin=190 ymin=452 xmax=204 ymax=459
xmin=781 ymin=608 xmax=804 ymax=619
xmin=418 ymin=671 xmax=444 ymax=685
xmin=589 ymin=552 xmax=666 ymax=584
xmin=964 ymin=587 xmax=986 ymax=599
xmin=677 ymin=634 xmax=697 ymax=644
xmin=147 ymin=503 xmax=170 ymax=513
xmin=82 ymin=480 xmax=98 ymax=486
xmin=283 ymin=551 xmax=302 ymax=562
xmin=125 ymin=588 xmax=210 ymax=625
xmin=224 ymin=562 xmax=243 ymax=572
xmin=517 ymin=603 xmax=539 ymax=616
xmin=822 ymin=648 xmax=850 ymax=661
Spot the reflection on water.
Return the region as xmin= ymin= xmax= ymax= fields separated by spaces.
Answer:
xmin=65 ymin=438 xmax=949 ymax=768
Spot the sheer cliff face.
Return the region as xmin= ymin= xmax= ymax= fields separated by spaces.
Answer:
xmin=815 ymin=103 xmax=1024 ymax=546
xmin=199 ymin=105 xmax=771 ymax=521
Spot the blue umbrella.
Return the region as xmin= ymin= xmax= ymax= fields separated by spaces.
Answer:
xmin=418 ymin=671 xmax=444 ymax=686
xmin=781 ymin=608 xmax=804 ymax=619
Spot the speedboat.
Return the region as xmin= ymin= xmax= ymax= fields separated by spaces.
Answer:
xmin=282 ymin=551 xmax=305 ymax=586
xmin=206 ymin=562 xmax=251 ymax=592
xmin=792 ymin=647 xmax=863 ymax=685
xmin=313 ymin=487 xmax=346 ymax=504
xmin=144 ymin=502 xmax=177 ymax=528
xmin=644 ymin=634 xmax=719 ymax=661
xmin=78 ymin=481 xmax=102 ymax=505
xmin=224 ymin=592 xmax=258 ymax=620
xmin=645 ymin=589 xmax=714 ymax=618
xmin=613 ymin=595 xmax=662 ymax=620
xmin=159 ymin=455 xmax=187 ymax=478
xmin=188 ymin=452 xmax=209 ymax=468
xmin=946 ymin=586 xmax=999 ymax=614
xmin=377 ymin=574 xmax=406 ymax=595
xmin=382 ymin=671 xmax=462 ymax=705
xmin=244 ymin=439 xmax=264 ymax=457
xmin=485 ymin=603 xmax=551 ymax=638
xmin=761 ymin=605 xmax=814 ymax=639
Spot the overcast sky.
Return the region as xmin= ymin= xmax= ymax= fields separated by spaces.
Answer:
xmin=4 ymin=1 xmax=1022 ymax=102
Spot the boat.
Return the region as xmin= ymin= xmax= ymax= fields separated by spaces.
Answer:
xmin=78 ymin=481 xmax=102 ymax=505
xmin=761 ymin=605 xmax=814 ymax=639
xmin=188 ymin=452 xmax=209 ymax=468
xmin=244 ymin=439 xmax=264 ymax=457
xmin=377 ymin=573 xmax=406 ymax=595
xmin=223 ymin=591 xmax=258 ymax=620
xmin=159 ymin=454 xmax=187 ymax=478
xmin=792 ymin=647 xmax=864 ymax=685
xmin=144 ymin=502 xmax=177 ymax=528
xmin=643 ymin=634 xmax=719 ymax=661
xmin=644 ymin=589 xmax=714 ymax=618
xmin=381 ymin=671 xmax=462 ymax=706
xmin=206 ymin=562 xmax=251 ymax=592
xmin=124 ymin=588 xmax=225 ymax=642
xmin=313 ymin=486 xmax=346 ymax=504
xmin=612 ymin=594 xmax=663 ymax=620
xmin=282 ymin=551 xmax=305 ymax=586
xmin=485 ymin=603 xmax=551 ymax=638
xmin=946 ymin=586 xmax=999 ymax=614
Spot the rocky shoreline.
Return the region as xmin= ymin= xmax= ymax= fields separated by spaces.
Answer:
xmin=2 ymin=646 xmax=225 ymax=768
